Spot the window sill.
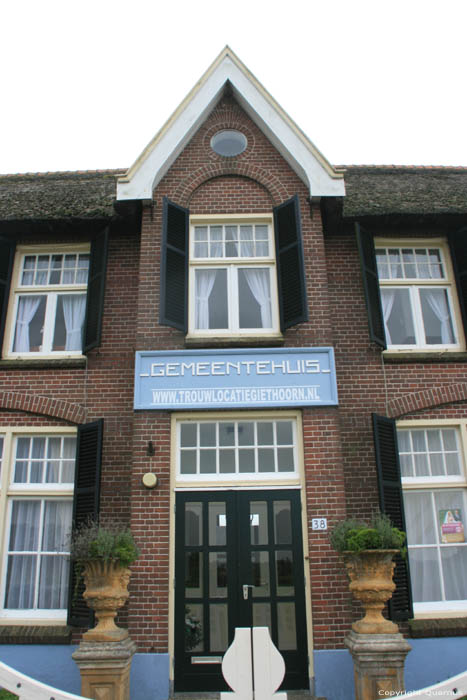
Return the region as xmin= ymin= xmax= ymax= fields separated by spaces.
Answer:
xmin=383 ymin=351 xmax=467 ymax=364
xmin=0 ymin=357 xmax=87 ymax=369
xmin=0 ymin=624 xmax=72 ymax=644
xmin=409 ymin=617 xmax=467 ymax=638
xmin=185 ymin=333 xmax=284 ymax=348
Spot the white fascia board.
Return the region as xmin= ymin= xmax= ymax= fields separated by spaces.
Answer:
xmin=117 ymin=54 xmax=345 ymax=201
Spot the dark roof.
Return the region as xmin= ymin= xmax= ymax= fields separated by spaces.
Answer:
xmin=1 ymin=165 xmax=467 ymax=222
xmin=0 ymin=170 xmax=124 ymax=221
xmin=342 ymin=165 xmax=467 ymax=218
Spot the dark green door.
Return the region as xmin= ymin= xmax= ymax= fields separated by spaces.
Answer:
xmin=174 ymin=490 xmax=308 ymax=691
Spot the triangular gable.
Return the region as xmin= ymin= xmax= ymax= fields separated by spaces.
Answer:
xmin=116 ymin=46 xmax=345 ymax=201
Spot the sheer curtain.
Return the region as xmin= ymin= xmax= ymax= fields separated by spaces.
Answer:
xmin=243 ymin=269 xmax=272 ymax=328
xmin=381 ymin=289 xmax=396 ymax=345
xmin=195 ymin=270 xmax=217 ymax=329
xmin=39 ymin=501 xmax=72 ymax=609
xmin=13 ymin=296 xmax=41 ymax=352
xmin=403 ymin=491 xmax=441 ymax=602
xmin=424 ymin=289 xmax=454 ymax=343
xmin=62 ymin=294 xmax=86 ymax=350
xmin=5 ymin=501 xmax=40 ymax=608
xmin=5 ymin=500 xmax=72 ymax=610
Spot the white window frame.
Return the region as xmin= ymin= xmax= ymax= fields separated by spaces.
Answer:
xmin=398 ymin=419 xmax=467 ymax=616
xmin=173 ymin=411 xmax=302 ymax=487
xmin=0 ymin=427 xmax=76 ymax=622
xmin=3 ymin=244 xmax=90 ymax=359
xmin=376 ymin=238 xmax=465 ymax=352
xmin=187 ymin=215 xmax=281 ymax=339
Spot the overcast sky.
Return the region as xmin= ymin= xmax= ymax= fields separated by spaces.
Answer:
xmin=1 ymin=0 xmax=466 ymax=174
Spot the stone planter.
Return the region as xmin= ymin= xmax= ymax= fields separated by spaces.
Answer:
xmin=343 ymin=549 xmax=399 ymax=634
xmin=82 ymin=559 xmax=131 ymax=642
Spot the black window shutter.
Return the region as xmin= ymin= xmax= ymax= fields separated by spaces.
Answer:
xmin=273 ymin=195 xmax=308 ymax=331
xmin=67 ymin=419 xmax=103 ymax=627
xmin=0 ymin=236 xmax=15 ymax=352
xmin=83 ymin=227 xmax=109 ymax=353
xmin=372 ymin=414 xmax=414 ymax=621
xmin=160 ymin=197 xmax=189 ymax=331
xmin=355 ymin=223 xmax=386 ymax=348
xmin=449 ymin=226 xmax=467 ymax=337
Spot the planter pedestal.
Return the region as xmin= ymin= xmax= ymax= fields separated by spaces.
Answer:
xmin=345 ymin=630 xmax=411 ymax=700
xmin=72 ymin=637 xmax=137 ymax=700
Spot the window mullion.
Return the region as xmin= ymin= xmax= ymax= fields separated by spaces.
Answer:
xmin=431 ymin=491 xmax=446 ymax=602
xmin=42 ymin=292 xmax=57 ymax=353
xmin=230 ymin=267 xmax=238 ymax=332
xmin=412 ymin=287 xmax=425 ymax=346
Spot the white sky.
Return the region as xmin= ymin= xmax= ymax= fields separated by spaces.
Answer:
xmin=1 ymin=0 xmax=467 ymax=174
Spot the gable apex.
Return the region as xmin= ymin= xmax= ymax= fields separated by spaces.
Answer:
xmin=117 ymin=47 xmax=345 ymax=201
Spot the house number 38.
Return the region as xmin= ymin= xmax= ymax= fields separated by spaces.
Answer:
xmin=311 ymin=518 xmax=327 ymax=530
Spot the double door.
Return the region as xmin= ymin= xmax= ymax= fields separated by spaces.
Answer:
xmin=174 ymin=490 xmax=308 ymax=691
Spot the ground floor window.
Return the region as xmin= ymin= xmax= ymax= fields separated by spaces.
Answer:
xmin=398 ymin=422 xmax=467 ymax=613
xmin=0 ymin=429 xmax=76 ymax=620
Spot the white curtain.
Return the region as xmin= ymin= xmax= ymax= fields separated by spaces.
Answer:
xmin=61 ymin=294 xmax=86 ymax=351
xmin=243 ymin=269 xmax=272 ymax=328
xmin=425 ymin=289 xmax=453 ymax=343
xmin=381 ymin=289 xmax=396 ymax=345
xmin=5 ymin=500 xmax=72 ymax=610
xmin=39 ymin=501 xmax=72 ymax=609
xmin=5 ymin=501 xmax=40 ymax=609
xmin=13 ymin=296 xmax=41 ymax=352
xmin=195 ymin=270 xmax=217 ymax=329
xmin=403 ymin=492 xmax=442 ymax=603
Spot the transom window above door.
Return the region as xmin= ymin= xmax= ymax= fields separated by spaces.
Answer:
xmin=189 ymin=217 xmax=279 ymax=336
xmin=176 ymin=417 xmax=299 ymax=482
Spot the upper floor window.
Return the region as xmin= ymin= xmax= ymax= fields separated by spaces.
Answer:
xmin=160 ymin=197 xmax=308 ymax=337
xmin=375 ymin=241 xmax=462 ymax=350
xmin=4 ymin=247 xmax=90 ymax=357
xmin=189 ymin=219 xmax=279 ymax=335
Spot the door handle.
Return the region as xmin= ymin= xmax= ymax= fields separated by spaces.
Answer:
xmin=242 ymin=584 xmax=254 ymax=600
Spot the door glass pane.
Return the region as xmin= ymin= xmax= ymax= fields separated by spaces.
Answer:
xmin=278 ymin=602 xmax=297 ymax=650
xmin=252 ymin=551 xmax=270 ymax=596
xmin=185 ymin=503 xmax=203 ymax=546
xmin=209 ymin=503 xmax=226 ymax=546
xmin=209 ymin=552 xmax=227 ymax=597
xmin=185 ymin=552 xmax=203 ymax=597
xmin=273 ymin=501 xmax=292 ymax=544
xmin=250 ymin=502 xmax=268 ymax=545
xmin=210 ymin=604 xmax=228 ymax=651
xmin=185 ymin=603 xmax=204 ymax=651
xmin=253 ymin=602 xmax=271 ymax=630
xmin=276 ymin=550 xmax=294 ymax=596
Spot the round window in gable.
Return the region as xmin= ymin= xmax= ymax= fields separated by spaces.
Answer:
xmin=211 ymin=130 xmax=247 ymax=157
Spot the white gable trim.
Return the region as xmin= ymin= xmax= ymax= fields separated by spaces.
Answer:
xmin=116 ymin=48 xmax=345 ymax=201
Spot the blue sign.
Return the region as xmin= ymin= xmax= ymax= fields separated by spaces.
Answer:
xmin=134 ymin=348 xmax=338 ymax=410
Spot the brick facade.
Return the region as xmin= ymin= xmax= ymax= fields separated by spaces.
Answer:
xmin=2 ymin=63 xmax=467 ymax=697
